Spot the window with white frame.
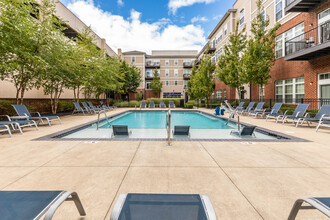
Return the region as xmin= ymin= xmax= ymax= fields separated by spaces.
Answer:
xmin=146 ymin=69 xmax=153 ymax=78
xmin=259 ymin=84 xmax=265 ymax=100
xmin=260 ymin=10 xmax=266 ymax=30
xmin=240 ymin=9 xmax=245 ymax=27
xmin=165 ymin=81 xmax=169 ymax=86
xmin=165 ymin=69 xmax=169 ymax=77
xmin=165 ymin=59 xmax=169 ymax=65
xmin=184 ymin=69 xmax=191 ymax=74
xmin=224 ymin=23 xmax=227 ymax=35
xmin=275 ymin=35 xmax=283 ymax=58
xmin=174 ymin=69 xmax=178 ymax=77
xmin=174 ymin=59 xmax=178 ymax=65
xmin=174 ymin=81 xmax=178 ymax=86
xmin=215 ymin=48 xmax=222 ymax=62
xmin=146 ymin=82 xmax=151 ymax=90
xmin=223 ymin=89 xmax=227 ymax=100
xmin=275 ymin=0 xmax=284 ymax=22
xmin=154 ymin=59 xmax=160 ymax=65
xmin=131 ymin=56 xmax=136 ymax=63
xmin=275 ymin=77 xmax=304 ymax=103
xmin=216 ymin=90 xmax=222 ymax=99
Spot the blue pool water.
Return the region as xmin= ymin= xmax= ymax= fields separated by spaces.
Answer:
xmin=100 ymin=111 xmax=233 ymax=129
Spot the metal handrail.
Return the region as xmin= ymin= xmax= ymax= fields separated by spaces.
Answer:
xmin=223 ymin=101 xmax=241 ymax=133
xmin=96 ymin=110 xmax=109 ymax=130
xmin=167 ymin=110 xmax=171 ymax=146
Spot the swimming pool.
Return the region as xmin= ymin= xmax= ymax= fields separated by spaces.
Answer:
xmin=44 ymin=110 xmax=304 ymax=142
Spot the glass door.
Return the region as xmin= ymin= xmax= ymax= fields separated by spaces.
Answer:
xmin=321 ymin=84 xmax=330 ymax=105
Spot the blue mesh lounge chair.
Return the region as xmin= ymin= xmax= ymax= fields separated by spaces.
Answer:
xmin=266 ymin=104 xmax=309 ymax=123
xmin=12 ymin=104 xmax=61 ymax=126
xmin=230 ymin=126 xmax=256 ymax=137
xmin=100 ymin=101 xmax=112 ymax=110
xmin=288 ymin=197 xmax=330 ymax=220
xmin=280 ymin=104 xmax=310 ymax=124
xmin=169 ymin=101 xmax=176 ymax=108
xmin=112 ymin=125 xmax=130 ymax=137
xmin=0 ymin=124 xmax=12 ymax=137
xmin=316 ymin=114 xmax=330 ymax=132
xmin=72 ymin=102 xmax=85 ymax=115
xmin=248 ymin=102 xmax=265 ymax=117
xmin=87 ymin=101 xmax=105 ymax=112
xmin=239 ymin=102 xmax=255 ymax=115
xmin=262 ymin=103 xmax=283 ymax=119
xmin=140 ymin=101 xmax=147 ymax=108
xmin=234 ymin=101 xmax=245 ymax=111
xmin=0 ymin=115 xmax=38 ymax=134
xmin=159 ymin=102 xmax=166 ymax=108
xmin=294 ymin=105 xmax=330 ymax=128
xmin=0 ymin=191 xmax=86 ymax=220
xmin=81 ymin=102 xmax=97 ymax=114
xmin=173 ymin=126 xmax=190 ymax=136
xmin=149 ymin=101 xmax=155 ymax=108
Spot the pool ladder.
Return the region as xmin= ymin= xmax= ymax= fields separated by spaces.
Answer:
xmin=167 ymin=110 xmax=171 ymax=146
xmin=96 ymin=110 xmax=110 ymax=130
xmin=222 ymin=101 xmax=241 ymax=133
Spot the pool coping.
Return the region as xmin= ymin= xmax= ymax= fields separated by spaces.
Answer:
xmin=33 ymin=110 xmax=310 ymax=142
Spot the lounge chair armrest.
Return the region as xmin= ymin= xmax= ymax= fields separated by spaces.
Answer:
xmin=304 ymin=112 xmax=310 ymax=118
xmin=0 ymin=115 xmax=11 ymax=121
xmin=295 ymin=111 xmax=301 ymax=117
xmin=320 ymin=114 xmax=330 ymax=120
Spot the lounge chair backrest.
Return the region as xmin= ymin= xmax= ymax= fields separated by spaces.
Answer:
xmin=174 ymin=126 xmax=190 ymax=136
xmin=255 ymin=102 xmax=264 ymax=110
xmin=141 ymin=101 xmax=146 ymax=107
xmin=246 ymin=102 xmax=255 ymax=110
xmin=169 ymin=101 xmax=175 ymax=107
xmin=237 ymin=102 xmax=245 ymax=108
xmin=12 ymin=104 xmax=32 ymax=117
xmin=100 ymin=101 xmax=104 ymax=105
xmin=73 ymin=102 xmax=83 ymax=111
xmin=241 ymin=126 xmax=256 ymax=136
xmin=292 ymin=104 xmax=309 ymax=117
xmin=112 ymin=125 xmax=129 ymax=136
xmin=314 ymin=105 xmax=330 ymax=119
xmin=149 ymin=101 xmax=155 ymax=107
xmin=271 ymin=103 xmax=282 ymax=114
xmin=160 ymin=102 xmax=166 ymax=107
xmin=81 ymin=102 xmax=90 ymax=110
xmin=87 ymin=101 xmax=94 ymax=108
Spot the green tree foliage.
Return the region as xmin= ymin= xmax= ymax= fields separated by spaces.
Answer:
xmin=120 ymin=60 xmax=142 ymax=100
xmin=241 ymin=0 xmax=280 ymax=89
xmin=150 ymin=69 xmax=162 ymax=96
xmin=216 ymin=23 xmax=246 ymax=99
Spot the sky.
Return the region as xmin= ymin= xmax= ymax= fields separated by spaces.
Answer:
xmin=61 ymin=0 xmax=235 ymax=54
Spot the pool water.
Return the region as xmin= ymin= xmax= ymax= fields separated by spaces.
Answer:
xmin=61 ymin=110 xmax=284 ymax=140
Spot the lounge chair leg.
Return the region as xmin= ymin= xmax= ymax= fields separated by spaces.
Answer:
xmin=57 ymin=117 xmax=62 ymax=124
xmin=15 ymin=123 xmax=23 ymax=134
xmin=47 ymin=118 xmax=51 ymax=126
xmin=287 ymin=199 xmax=305 ymax=220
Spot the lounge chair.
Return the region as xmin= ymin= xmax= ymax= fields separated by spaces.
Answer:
xmin=262 ymin=103 xmax=283 ymax=119
xmin=248 ymin=102 xmax=265 ymax=117
xmin=0 ymin=115 xmax=38 ymax=134
xmin=112 ymin=125 xmax=130 ymax=137
xmin=0 ymin=190 xmax=86 ymax=220
xmin=173 ymin=126 xmax=190 ymax=136
xmin=100 ymin=101 xmax=112 ymax=110
xmin=159 ymin=102 xmax=166 ymax=108
xmin=81 ymin=102 xmax=92 ymax=114
xmin=12 ymin=104 xmax=61 ymax=126
xmin=234 ymin=101 xmax=245 ymax=111
xmin=294 ymin=105 xmax=330 ymax=128
xmin=280 ymin=103 xmax=310 ymax=124
xmin=288 ymin=197 xmax=330 ymax=220
xmin=72 ymin=102 xmax=85 ymax=115
xmin=149 ymin=101 xmax=155 ymax=108
xmin=230 ymin=126 xmax=256 ymax=137
xmin=140 ymin=101 xmax=147 ymax=108
xmin=238 ymin=102 xmax=255 ymax=115
xmin=0 ymin=124 xmax=12 ymax=137
xmin=87 ymin=101 xmax=105 ymax=112
xmin=316 ymin=114 xmax=330 ymax=132
xmin=169 ymin=101 xmax=176 ymax=108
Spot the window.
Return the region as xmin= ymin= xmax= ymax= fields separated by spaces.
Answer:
xmin=215 ymin=48 xmax=222 ymax=62
xmin=259 ymin=84 xmax=265 ymax=100
xmin=260 ymin=10 xmax=266 ymax=30
xmin=131 ymin=56 xmax=136 ymax=63
xmin=165 ymin=69 xmax=169 ymax=77
xmin=184 ymin=69 xmax=191 ymax=74
xmin=146 ymin=69 xmax=153 ymax=78
xmin=165 ymin=60 xmax=169 ymax=65
xmin=174 ymin=59 xmax=178 ymax=65
xmin=174 ymin=69 xmax=178 ymax=77
xmin=275 ymin=0 xmax=284 ymax=22
xmin=240 ymin=9 xmax=245 ymax=27
xmin=216 ymin=30 xmax=223 ymax=44
xmin=319 ymin=73 xmax=330 ymax=80
xmin=216 ymin=90 xmax=222 ymax=99
xmin=174 ymin=81 xmax=178 ymax=86
xmin=146 ymin=82 xmax=151 ymax=90
xmin=165 ymin=81 xmax=169 ymax=86
xmin=224 ymin=23 xmax=227 ymax=35
xmin=223 ymin=89 xmax=227 ymax=100
xmin=154 ymin=59 xmax=160 ymax=65
xmin=275 ymin=35 xmax=283 ymax=58
xmin=275 ymin=77 xmax=304 ymax=103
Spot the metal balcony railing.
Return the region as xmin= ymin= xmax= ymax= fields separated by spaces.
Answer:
xmin=285 ymin=20 xmax=330 ymax=56
xmin=183 ymin=62 xmax=193 ymax=67
xmin=286 ymin=0 xmax=295 ymax=6
xmin=145 ymin=63 xmax=160 ymax=68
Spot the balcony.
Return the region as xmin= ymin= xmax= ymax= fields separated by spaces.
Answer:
xmin=285 ymin=0 xmax=323 ymax=13
xmin=183 ymin=62 xmax=193 ymax=68
xmin=205 ymin=42 xmax=216 ymax=54
xmin=284 ymin=20 xmax=330 ymax=61
xmin=145 ymin=63 xmax=160 ymax=68
xmin=183 ymin=73 xmax=191 ymax=79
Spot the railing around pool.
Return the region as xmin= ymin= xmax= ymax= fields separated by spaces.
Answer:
xmin=223 ymin=101 xmax=241 ymax=133
xmin=167 ymin=110 xmax=171 ymax=146
xmin=97 ymin=110 xmax=109 ymax=130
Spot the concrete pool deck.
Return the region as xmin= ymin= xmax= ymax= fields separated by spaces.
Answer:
xmin=0 ymin=107 xmax=330 ymax=219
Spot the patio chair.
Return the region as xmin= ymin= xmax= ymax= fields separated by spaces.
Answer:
xmin=72 ymin=102 xmax=85 ymax=115
xmin=149 ymin=101 xmax=155 ymax=108
xmin=234 ymin=101 xmax=245 ymax=111
xmin=173 ymin=126 xmax=190 ymax=136
xmin=287 ymin=197 xmax=330 ymax=220
xmin=112 ymin=125 xmax=130 ymax=137
xmin=0 ymin=190 xmax=86 ymax=220
xmin=12 ymin=104 xmax=61 ymax=126
xmin=280 ymin=104 xmax=310 ymax=124
xmin=140 ymin=101 xmax=147 ymax=108
xmin=262 ymin=103 xmax=283 ymax=119
xmin=0 ymin=124 xmax=12 ymax=137
xmin=0 ymin=115 xmax=38 ymax=134
xmin=169 ymin=101 xmax=176 ymax=108
xmin=294 ymin=105 xmax=330 ymax=128
xmin=87 ymin=101 xmax=105 ymax=112
xmin=159 ymin=102 xmax=166 ymax=108
xmin=238 ymin=102 xmax=255 ymax=115
xmin=316 ymin=114 xmax=330 ymax=132
xmin=230 ymin=126 xmax=256 ymax=137
xmin=248 ymin=102 xmax=265 ymax=117
xmin=100 ymin=101 xmax=112 ymax=110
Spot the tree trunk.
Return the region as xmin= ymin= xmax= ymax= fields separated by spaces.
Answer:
xmin=77 ymin=85 xmax=80 ymax=102
xmin=15 ymin=89 xmax=21 ymax=104
xmin=20 ymin=85 xmax=26 ymax=104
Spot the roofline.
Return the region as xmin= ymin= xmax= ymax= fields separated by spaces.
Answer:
xmin=146 ymin=55 xmax=197 ymax=58
xmin=122 ymin=51 xmax=147 ymax=55
xmin=207 ymin=9 xmax=237 ymax=39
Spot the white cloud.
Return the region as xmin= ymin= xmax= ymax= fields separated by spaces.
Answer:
xmin=191 ymin=16 xmax=208 ymax=23
xmin=117 ymin=0 xmax=124 ymax=7
xmin=66 ymin=0 xmax=206 ymax=54
xmin=168 ymin=0 xmax=215 ymax=14
xmin=213 ymin=14 xmax=223 ymax=21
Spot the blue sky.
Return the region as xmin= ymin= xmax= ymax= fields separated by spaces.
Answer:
xmin=62 ymin=0 xmax=235 ymax=53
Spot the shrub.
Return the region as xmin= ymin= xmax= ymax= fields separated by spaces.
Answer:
xmin=57 ymin=101 xmax=74 ymax=112
xmin=186 ymin=104 xmax=193 ymax=109
xmin=0 ymin=100 xmax=16 ymax=115
xmin=129 ymin=101 xmax=140 ymax=107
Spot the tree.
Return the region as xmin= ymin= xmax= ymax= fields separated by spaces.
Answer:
xmin=120 ymin=60 xmax=141 ymax=101
xmin=241 ymin=0 xmax=280 ymax=97
xmin=150 ymin=69 xmax=162 ymax=96
xmin=216 ymin=23 xmax=246 ymax=99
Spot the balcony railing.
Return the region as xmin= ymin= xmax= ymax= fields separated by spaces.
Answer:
xmin=183 ymin=73 xmax=191 ymax=79
xmin=285 ymin=0 xmax=323 ymax=13
xmin=285 ymin=20 xmax=330 ymax=60
xmin=145 ymin=63 xmax=160 ymax=68
xmin=183 ymin=62 xmax=193 ymax=68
